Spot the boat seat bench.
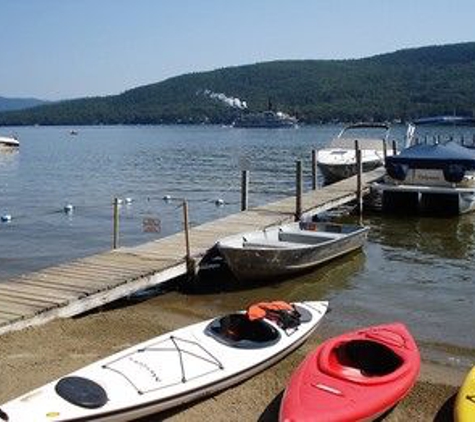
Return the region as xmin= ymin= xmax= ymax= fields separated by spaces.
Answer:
xmin=278 ymin=231 xmax=344 ymax=244
xmin=242 ymin=239 xmax=301 ymax=249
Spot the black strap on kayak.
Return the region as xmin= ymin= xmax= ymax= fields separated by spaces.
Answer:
xmin=264 ymin=307 xmax=302 ymax=330
xmin=467 ymin=394 xmax=475 ymax=404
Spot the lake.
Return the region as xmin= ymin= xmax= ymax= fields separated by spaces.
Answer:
xmin=0 ymin=124 xmax=474 ymax=366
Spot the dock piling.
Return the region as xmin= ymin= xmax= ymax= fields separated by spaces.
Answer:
xmin=241 ymin=170 xmax=249 ymax=211
xmin=113 ymin=197 xmax=119 ymax=249
xmin=311 ymin=149 xmax=318 ymax=190
xmin=182 ymin=200 xmax=195 ymax=275
xmin=355 ymin=141 xmax=363 ymax=216
xmin=392 ymin=140 xmax=397 ymax=156
xmin=295 ymin=160 xmax=302 ymax=221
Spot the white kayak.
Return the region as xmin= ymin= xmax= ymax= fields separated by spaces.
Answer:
xmin=0 ymin=301 xmax=328 ymax=422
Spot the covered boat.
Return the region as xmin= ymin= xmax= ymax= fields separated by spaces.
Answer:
xmin=0 ymin=301 xmax=328 ymax=422
xmin=317 ymin=122 xmax=394 ymax=182
xmin=279 ymin=323 xmax=420 ymax=422
xmin=373 ymin=116 xmax=475 ymax=214
xmin=216 ymin=221 xmax=369 ymax=281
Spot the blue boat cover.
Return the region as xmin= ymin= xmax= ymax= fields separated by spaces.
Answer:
xmin=386 ymin=142 xmax=475 ymax=169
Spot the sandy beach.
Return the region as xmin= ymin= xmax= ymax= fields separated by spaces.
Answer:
xmin=0 ymin=289 xmax=470 ymax=422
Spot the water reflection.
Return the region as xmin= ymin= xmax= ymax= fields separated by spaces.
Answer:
xmin=366 ymin=214 xmax=475 ymax=260
xmin=191 ymin=249 xmax=366 ymax=309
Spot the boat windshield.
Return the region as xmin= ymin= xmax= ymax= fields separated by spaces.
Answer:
xmin=206 ymin=314 xmax=281 ymax=349
xmin=329 ymin=123 xmax=390 ymax=149
xmin=406 ymin=116 xmax=475 ymax=148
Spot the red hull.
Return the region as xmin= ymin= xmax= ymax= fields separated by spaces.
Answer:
xmin=280 ymin=323 xmax=420 ymax=422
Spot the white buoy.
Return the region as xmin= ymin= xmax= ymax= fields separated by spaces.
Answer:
xmin=215 ymin=198 xmax=225 ymax=206
xmin=64 ymin=204 xmax=74 ymax=213
xmin=125 ymin=197 xmax=133 ymax=204
xmin=1 ymin=214 xmax=12 ymax=223
xmin=163 ymin=195 xmax=172 ymax=202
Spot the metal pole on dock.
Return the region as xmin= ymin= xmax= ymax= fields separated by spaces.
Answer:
xmin=113 ymin=197 xmax=119 ymax=249
xmin=241 ymin=170 xmax=249 ymax=211
xmin=355 ymin=141 xmax=363 ymax=216
xmin=311 ymin=149 xmax=318 ymax=190
xmin=182 ymin=200 xmax=195 ymax=274
xmin=295 ymin=160 xmax=303 ymax=221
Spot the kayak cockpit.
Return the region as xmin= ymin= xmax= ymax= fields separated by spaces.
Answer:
xmin=206 ymin=314 xmax=281 ymax=349
xmin=320 ymin=339 xmax=404 ymax=384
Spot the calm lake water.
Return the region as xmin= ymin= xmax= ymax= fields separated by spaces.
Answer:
xmin=1 ymin=125 xmax=474 ymax=365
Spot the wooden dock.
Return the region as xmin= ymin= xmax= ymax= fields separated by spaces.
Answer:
xmin=0 ymin=168 xmax=384 ymax=336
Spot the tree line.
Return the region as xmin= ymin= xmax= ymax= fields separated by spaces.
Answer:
xmin=1 ymin=42 xmax=475 ymax=126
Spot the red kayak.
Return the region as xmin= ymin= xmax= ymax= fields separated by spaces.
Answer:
xmin=280 ymin=323 xmax=420 ymax=422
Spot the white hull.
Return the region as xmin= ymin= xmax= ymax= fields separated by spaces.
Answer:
xmin=316 ymin=122 xmax=393 ymax=182
xmin=0 ymin=135 xmax=19 ymax=148
xmin=1 ymin=301 xmax=328 ymax=421
xmin=317 ymin=152 xmax=383 ymax=181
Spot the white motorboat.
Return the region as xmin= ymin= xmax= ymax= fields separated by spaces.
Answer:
xmin=217 ymin=221 xmax=369 ymax=281
xmin=317 ymin=122 xmax=393 ymax=182
xmin=0 ymin=301 xmax=328 ymax=422
xmin=0 ymin=134 xmax=19 ymax=148
xmin=372 ymin=116 xmax=475 ymax=215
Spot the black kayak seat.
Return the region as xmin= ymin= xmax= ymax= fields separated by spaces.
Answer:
xmin=206 ymin=313 xmax=281 ymax=349
xmin=55 ymin=376 xmax=108 ymax=409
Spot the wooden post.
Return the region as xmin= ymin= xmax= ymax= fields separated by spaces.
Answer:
xmin=182 ymin=200 xmax=195 ymax=274
xmin=113 ymin=197 xmax=119 ymax=249
xmin=241 ymin=170 xmax=249 ymax=211
xmin=355 ymin=141 xmax=363 ymax=216
xmin=311 ymin=149 xmax=318 ymax=190
xmin=295 ymin=160 xmax=302 ymax=221
xmin=382 ymin=139 xmax=387 ymax=162
xmin=392 ymin=140 xmax=397 ymax=156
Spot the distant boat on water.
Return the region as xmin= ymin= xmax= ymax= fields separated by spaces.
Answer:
xmin=233 ymin=110 xmax=298 ymax=128
xmin=0 ymin=134 xmax=19 ymax=148
xmin=233 ymin=99 xmax=298 ymax=128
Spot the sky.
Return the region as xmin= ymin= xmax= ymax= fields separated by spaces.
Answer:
xmin=1 ymin=0 xmax=474 ymax=101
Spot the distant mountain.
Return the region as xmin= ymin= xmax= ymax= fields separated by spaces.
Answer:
xmin=1 ymin=42 xmax=475 ymax=125
xmin=0 ymin=96 xmax=49 ymax=113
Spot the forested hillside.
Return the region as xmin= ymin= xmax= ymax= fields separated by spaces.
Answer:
xmin=0 ymin=96 xmax=48 ymax=112
xmin=1 ymin=42 xmax=475 ymax=125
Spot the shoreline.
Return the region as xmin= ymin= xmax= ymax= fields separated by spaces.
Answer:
xmin=0 ymin=291 xmax=471 ymax=421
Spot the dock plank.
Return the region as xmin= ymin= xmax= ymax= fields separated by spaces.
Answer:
xmin=0 ymin=168 xmax=384 ymax=335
